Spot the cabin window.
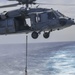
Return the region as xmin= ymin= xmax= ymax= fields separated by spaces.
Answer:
xmin=37 ymin=14 xmax=41 ymax=22
xmin=35 ymin=14 xmax=41 ymax=23
xmin=35 ymin=15 xmax=38 ymax=22
xmin=48 ymin=12 xmax=56 ymax=19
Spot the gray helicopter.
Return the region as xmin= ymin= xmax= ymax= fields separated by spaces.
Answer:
xmin=0 ymin=0 xmax=75 ymax=39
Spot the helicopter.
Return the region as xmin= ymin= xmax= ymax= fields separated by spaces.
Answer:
xmin=0 ymin=0 xmax=75 ymax=39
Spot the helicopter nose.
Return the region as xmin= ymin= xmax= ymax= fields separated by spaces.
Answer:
xmin=59 ymin=18 xmax=67 ymax=26
xmin=67 ymin=18 xmax=75 ymax=25
xmin=59 ymin=18 xmax=75 ymax=26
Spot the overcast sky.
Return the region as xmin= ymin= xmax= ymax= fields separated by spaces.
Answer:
xmin=0 ymin=0 xmax=75 ymax=44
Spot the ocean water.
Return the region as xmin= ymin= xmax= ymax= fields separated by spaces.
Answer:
xmin=0 ymin=42 xmax=75 ymax=75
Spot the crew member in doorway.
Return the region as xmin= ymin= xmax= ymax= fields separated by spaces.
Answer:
xmin=21 ymin=11 xmax=30 ymax=30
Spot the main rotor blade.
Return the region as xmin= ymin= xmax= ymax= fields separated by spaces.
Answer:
xmin=34 ymin=3 xmax=75 ymax=6
xmin=0 ymin=3 xmax=20 ymax=8
xmin=8 ymin=0 xmax=17 ymax=1
xmin=8 ymin=0 xmax=16 ymax=1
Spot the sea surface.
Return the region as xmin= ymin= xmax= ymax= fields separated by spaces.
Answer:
xmin=0 ymin=42 xmax=75 ymax=75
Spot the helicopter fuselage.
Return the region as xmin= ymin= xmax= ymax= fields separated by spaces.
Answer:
xmin=0 ymin=8 xmax=74 ymax=39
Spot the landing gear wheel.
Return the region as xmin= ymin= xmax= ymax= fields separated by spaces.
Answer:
xmin=43 ymin=32 xmax=49 ymax=39
xmin=31 ymin=32 xmax=38 ymax=39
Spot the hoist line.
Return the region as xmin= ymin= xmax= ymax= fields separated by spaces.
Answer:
xmin=25 ymin=35 xmax=28 ymax=75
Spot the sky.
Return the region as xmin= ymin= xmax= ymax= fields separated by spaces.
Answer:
xmin=0 ymin=0 xmax=75 ymax=44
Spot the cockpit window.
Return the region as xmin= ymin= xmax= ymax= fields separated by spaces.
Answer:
xmin=58 ymin=12 xmax=65 ymax=17
xmin=56 ymin=11 xmax=65 ymax=17
xmin=48 ymin=12 xmax=56 ymax=19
